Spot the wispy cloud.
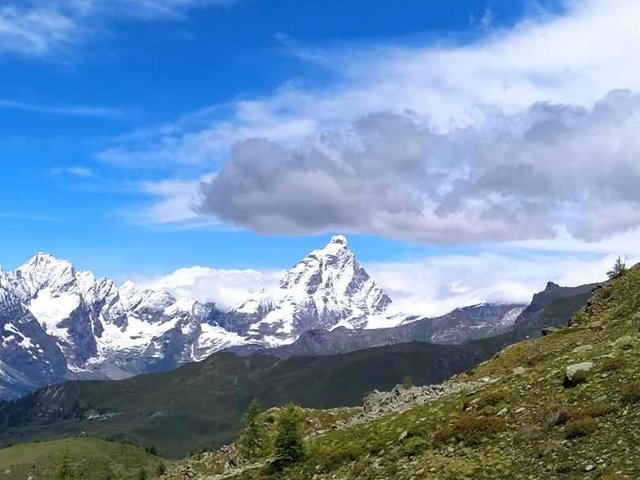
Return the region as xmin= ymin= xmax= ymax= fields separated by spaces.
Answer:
xmin=0 ymin=98 xmax=123 ymax=118
xmin=0 ymin=0 xmax=237 ymax=58
xmin=51 ymin=166 xmax=95 ymax=177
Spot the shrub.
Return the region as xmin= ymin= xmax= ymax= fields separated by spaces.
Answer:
xmin=401 ymin=436 xmax=428 ymax=457
xmin=476 ymin=391 xmax=505 ymax=410
xmin=565 ymin=417 xmax=597 ymax=439
xmin=535 ymin=440 xmax=559 ymax=459
xmin=546 ymin=407 xmax=570 ymax=427
xmin=155 ymin=463 xmax=167 ymax=476
xmin=432 ymin=415 xmax=505 ymax=446
xmin=621 ymin=381 xmax=640 ymax=405
xmin=577 ymin=403 xmax=619 ymax=419
xmin=601 ymin=356 xmax=627 ymax=372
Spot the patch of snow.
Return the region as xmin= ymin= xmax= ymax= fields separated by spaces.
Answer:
xmin=28 ymin=289 xmax=80 ymax=341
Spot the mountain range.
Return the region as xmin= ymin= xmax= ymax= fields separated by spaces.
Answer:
xmin=0 ymin=235 xmax=591 ymax=400
xmin=0 ymin=275 xmax=594 ymax=457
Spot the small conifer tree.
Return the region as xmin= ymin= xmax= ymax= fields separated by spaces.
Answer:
xmin=238 ymin=399 xmax=265 ymax=461
xmin=607 ymin=256 xmax=627 ymax=280
xmin=273 ymin=404 xmax=306 ymax=469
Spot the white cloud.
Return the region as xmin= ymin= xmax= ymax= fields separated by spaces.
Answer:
xmin=199 ymin=92 xmax=640 ymax=244
xmin=136 ymin=242 xmax=638 ymax=318
xmin=0 ymin=0 xmax=236 ymax=58
xmin=52 ymin=166 xmax=94 ymax=177
xmin=105 ymin=0 xmax=640 ymax=169
xmin=100 ymin=0 xmax=640 ymax=248
xmin=138 ymin=266 xmax=282 ymax=309
xmin=369 ymin=251 xmax=636 ymax=317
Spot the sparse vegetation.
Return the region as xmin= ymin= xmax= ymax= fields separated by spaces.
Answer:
xmin=564 ymin=417 xmax=597 ymax=439
xmin=432 ymin=414 xmax=506 ymax=446
xmin=601 ymin=355 xmax=626 ymax=372
xmin=621 ymin=381 xmax=640 ymax=404
xmin=53 ymin=450 xmax=74 ymax=480
xmin=476 ymin=390 xmax=505 ymax=410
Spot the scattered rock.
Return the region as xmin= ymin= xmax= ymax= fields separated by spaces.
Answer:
xmin=513 ymin=367 xmax=526 ymax=375
xmin=585 ymin=464 xmax=595 ymax=472
xmin=572 ymin=344 xmax=594 ymax=354
xmin=565 ymin=362 xmax=593 ymax=381
xmin=514 ymin=407 xmax=526 ymax=414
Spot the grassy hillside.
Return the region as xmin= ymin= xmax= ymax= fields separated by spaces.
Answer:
xmin=174 ymin=267 xmax=640 ymax=479
xmin=0 ymin=437 xmax=167 ymax=480
xmin=0 ymin=337 xmax=516 ymax=458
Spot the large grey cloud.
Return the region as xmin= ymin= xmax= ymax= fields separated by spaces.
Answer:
xmin=198 ymin=90 xmax=640 ymax=244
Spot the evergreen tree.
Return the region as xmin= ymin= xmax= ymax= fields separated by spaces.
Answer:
xmin=273 ymin=404 xmax=306 ymax=469
xmin=608 ymin=256 xmax=627 ymax=280
xmin=136 ymin=468 xmax=147 ymax=480
xmin=54 ymin=450 xmax=74 ymax=480
xmin=238 ymin=399 xmax=264 ymax=460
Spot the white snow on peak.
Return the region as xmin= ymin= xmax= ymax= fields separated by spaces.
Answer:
xmin=245 ymin=235 xmax=393 ymax=339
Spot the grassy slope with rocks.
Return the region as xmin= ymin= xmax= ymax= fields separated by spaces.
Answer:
xmin=172 ymin=266 xmax=640 ymax=480
xmin=0 ymin=437 xmax=168 ymax=480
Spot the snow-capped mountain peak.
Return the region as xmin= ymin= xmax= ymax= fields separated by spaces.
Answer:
xmin=240 ymin=235 xmax=392 ymax=344
xmin=13 ymin=253 xmax=77 ymax=298
xmin=0 ymin=236 xmax=526 ymax=400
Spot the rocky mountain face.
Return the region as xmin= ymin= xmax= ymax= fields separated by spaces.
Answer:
xmin=228 ymin=303 xmax=526 ymax=358
xmin=0 ymin=236 xmax=398 ymax=399
xmin=0 ymin=236 xmax=582 ymax=400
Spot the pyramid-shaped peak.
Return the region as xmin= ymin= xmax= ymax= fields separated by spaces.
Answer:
xmin=22 ymin=252 xmax=73 ymax=271
xmin=329 ymin=235 xmax=348 ymax=247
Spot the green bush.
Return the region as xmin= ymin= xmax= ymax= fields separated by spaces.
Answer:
xmin=432 ymin=415 xmax=506 ymax=446
xmin=565 ymin=417 xmax=597 ymax=439
xmin=621 ymin=381 xmax=640 ymax=404
xmin=601 ymin=356 xmax=627 ymax=372
xmin=401 ymin=436 xmax=428 ymax=457
xmin=576 ymin=403 xmax=619 ymax=419
xmin=476 ymin=391 xmax=505 ymax=410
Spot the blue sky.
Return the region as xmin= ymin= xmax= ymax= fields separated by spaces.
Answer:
xmin=1 ymin=0 xmax=640 ymax=312
xmin=0 ymin=0 xmax=535 ymax=274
